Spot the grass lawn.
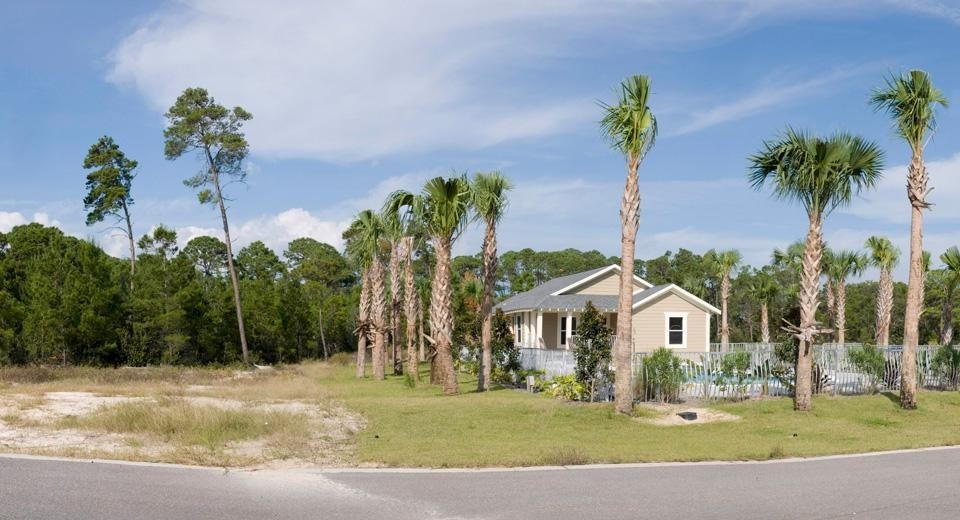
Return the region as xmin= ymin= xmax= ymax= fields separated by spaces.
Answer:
xmin=320 ymin=361 xmax=960 ymax=467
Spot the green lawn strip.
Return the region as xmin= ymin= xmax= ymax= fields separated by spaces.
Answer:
xmin=319 ymin=363 xmax=960 ymax=467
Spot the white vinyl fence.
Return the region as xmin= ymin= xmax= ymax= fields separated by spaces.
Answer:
xmin=519 ymin=344 xmax=959 ymax=402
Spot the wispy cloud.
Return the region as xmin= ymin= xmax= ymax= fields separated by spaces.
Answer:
xmin=670 ymin=67 xmax=871 ymax=136
xmin=886 ymin=0 xmax=960 ymax=25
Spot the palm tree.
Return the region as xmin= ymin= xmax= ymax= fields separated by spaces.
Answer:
xmin=600 ymin=74 xmax=657 ymax=415
xmin=870 ymin=69 xmax=948 ymax=409
xmin=343 ymin=218 xmax=373 ymax=378
xmin=937 ymin=247 xmax=960 ymax=346
xmin=749 ymin=129 xmax=883 ymax=411
xmin=384 ymin=190 xmax=424 ymax=382
xmin=865 ymin=236 xmax=900 ymax=346
xmin=706 ymin=249 xmax=741 ymax=352
xmin=750 ymin=271 xmax=779 ymax=344
xmin=346 ymin=210 xmax=387 ymax=380
xmin=823 ymin=249 xmax=868 ymax=345
xmin=419 ymin=176 xmax=473 ymax=395
xmin=472 ymin=171 xmax=513 ymax=392
xmin=381 ymin=207 xmax=405 ymax=376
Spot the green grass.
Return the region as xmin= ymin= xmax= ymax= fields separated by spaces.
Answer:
xmin=318 ymin=363 xmax=960 ymax=467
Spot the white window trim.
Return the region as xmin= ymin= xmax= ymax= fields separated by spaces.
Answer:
xmin=664 ymin=312 xmax=688 ymax=349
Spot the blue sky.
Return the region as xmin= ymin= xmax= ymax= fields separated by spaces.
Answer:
xmin=2 ymin=0 xmax=960 ymax=280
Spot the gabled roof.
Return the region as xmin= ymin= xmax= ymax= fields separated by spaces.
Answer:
xmin=497 ymin=265 xmax=720 ymax=315
xmin=548 ymin=264 xmax=652 ymax=295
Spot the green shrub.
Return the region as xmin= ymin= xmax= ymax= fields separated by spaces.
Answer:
xmin=848 ymin=345 xmax=885 ymax=393
xmin=572 ymin=301 xmax=612 ymax=401
xmin=636 ymin=347 xmax=685 ymax=403
xmin=540 ymin=375 xmax=586 ymax=401
xmin=932 ymin=345 xmax=960 ymax=390
xmin=716 ymin=351 xmax=751 ymax=400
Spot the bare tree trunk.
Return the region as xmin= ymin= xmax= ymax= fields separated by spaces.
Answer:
xmin=875 ymin=267 xmax=893 ymax=346
xmin=478 ymin=219 xmax=498 ymax=392
xmin=389 ymin=242 xmax=403 ymax=375
xmin=318 ymin=306 xmax=328 ymax=359
xmin=760 ymin=302 xmax=770 ymax=344
xmin=403 ymin=237 xmax=419 ymax=382
xmin=795 ymin=213 xmax=824 ymax=412
xmin=431 ymin=237 xmax=458 ymax=394
xmin=902 ymin=150 xmax=928 ymax=409
xmin=825 ymin=279 xmax=836 ymax=340
xmin=720 ymin=273 xmax=730 ymax=352
xmin=121 ymin=200 xmax=136 ymax=290
xmin=614 ymin=155 xmax=640 ymax=415
xmin=204 ymin=149 xmax=249 ymax=365
xmin=940 ymin=291 xmax=954 ymax=346
xmin=836 ymin=281 xmax=846 ymax=346
xmin=356 ymin=269 xmax=370 ymax=378
xmin=370 ymin=258 xmax=386 ymax=381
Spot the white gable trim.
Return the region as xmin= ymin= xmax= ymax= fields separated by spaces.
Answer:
xmin=550 ymin=264 xmax=653 ymax=296
xmin=632 ymin=284 xmax=721 ymax=315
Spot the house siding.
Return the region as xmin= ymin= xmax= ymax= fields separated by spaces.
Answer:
xmin=630 ymin=293 xmax=709 ymax=353
xmin=570 ymin=271 xmax=646 ymax=296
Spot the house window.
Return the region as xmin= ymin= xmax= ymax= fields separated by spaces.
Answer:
xmin=664 ymin=313 xmax=687 ymax=348
xmin=560 ymin=317 xmax=566 ymax=345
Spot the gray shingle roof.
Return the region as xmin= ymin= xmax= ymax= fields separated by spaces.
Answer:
xmin=497 ymin=265 xmax=676 ymax=313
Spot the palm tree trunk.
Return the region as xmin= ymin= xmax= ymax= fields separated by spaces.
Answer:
xmin=417 ymin=292 xmax=426 ymax=363
xmin=795 ymin=212 xmax=824 ymax=412
xmin=836 ymin=281 xmax=846 ymax=345
xmin=402 ymin=238 xmax=419 ymax=382
xmin=478 ymin=219 xmax=498 ymax=392
xmin=614 ymin=154 xmax=640 ymax=415
xmin=389 ymin=242 xmax=403 ymax=375
xmin=356 ymin=268 xmax=370 ymax=378
xmin=902 ymin=151 xmax=927 ymax=409
xmin=875 ymin=267 xmax=893 ymax=346
xmin=940 ymin=289 xmax=954 ymax=346
xmin=760 ymin=302 xmax=770 ymax=344
xmin=205 ymin=152 xmax=249 ymax=365
xmin=825 ymin=279 xmax=836 ymax=340
xmin=720 ymin=274 xmax=730 ymax=352
xmin=370 ymin=258 xmax=386 ymax=381
xmin=431 ymin=237 xmax=458 ymax=394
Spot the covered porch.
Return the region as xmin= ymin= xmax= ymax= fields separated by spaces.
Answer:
xmin=508 ymin=309 xmax=617 ymax=350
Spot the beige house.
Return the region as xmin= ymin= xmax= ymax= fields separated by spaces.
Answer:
xmin=498 ymin=265 xmax=720 ymax=353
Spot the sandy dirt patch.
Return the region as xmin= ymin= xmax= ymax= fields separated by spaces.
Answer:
xmin=0 ymin=391 xmax=363 ymax=468
xmin=637 ymin=403 xmax=740 ymax=426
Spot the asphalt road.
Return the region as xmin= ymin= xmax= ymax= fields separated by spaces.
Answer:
xmin=2 ymin=448 xmax=959 ymax=519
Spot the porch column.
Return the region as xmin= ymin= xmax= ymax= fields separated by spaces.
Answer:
xmin=535 ymin=311 xmax=543 ymax=348
xmin=525 ymin=312 xmax=532 ymax=348
xmin=565 ymin=311 xmax=573 ymax=350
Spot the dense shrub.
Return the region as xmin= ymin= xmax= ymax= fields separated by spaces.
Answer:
xmin=573 ymin=301 xmax=612 ymax=401
xmin=636 ymin=347 xmax=685 ymax=403
xmin=848 ymin=345 xmax=886 ymax=393
xmin=538 ymin=375 xmax=586 ymax=401
xmin=932 ymin=345 xmax=960 ymax=390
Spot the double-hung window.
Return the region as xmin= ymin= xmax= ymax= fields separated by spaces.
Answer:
xmin=514 ymin=314 xmax=523 ymax=345
xmin=664 ymin=313 xmax=687 ymax=348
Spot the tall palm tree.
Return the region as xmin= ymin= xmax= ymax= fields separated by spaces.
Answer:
xmin=938 ymin=247 xmax=960 ymax=346
xmin=384 ymin=190 xmax=423 ymax=382
xmin=865 ymin=236 xmax=900 ymax=346
xmin=381 ymin=207 xmax=405 ymax=376
xmin=824 ymin=249 xmax=868 ymax=345
xmin=472 ymin=171 xmax=513 ymax=392
xmin=419 ymin=176 xmax=473 ymax=395
xmin=343 ymin=218 xmax=373 ymax=378
xmin=871 ymin=69 xmax=948 ymax=409
xmin=347 ymin=210 xmax=387 ymax=380
xmin=749 ymin=129 xmax=883 ymax=411
xmin=600 ymin=74 xmax=657 ymax=415
xmin=750 ymin=271 xmax=779 ymax=344
xmin=706 ymin=249 xmax=742 ymax=352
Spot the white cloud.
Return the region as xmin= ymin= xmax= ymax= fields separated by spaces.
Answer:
xmin=107 ymin=0 xmax=931 ymax=161
xmin=0 ymin=212 xmax=61 ymax=233
xmin=887 ymin=0 xmax=960 ymax=24
xmin=670 ymin=67 xmax=870 ymax=136
xmin=842 ymin=153 xmax=960 ymax=224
